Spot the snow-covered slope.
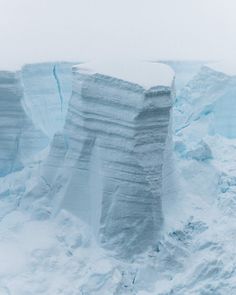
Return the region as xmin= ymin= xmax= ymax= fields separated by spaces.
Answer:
xmin=0 ymin=71 xmax=48 ymax=177
xmin=161 ymin=62 xmax=236 ymax=295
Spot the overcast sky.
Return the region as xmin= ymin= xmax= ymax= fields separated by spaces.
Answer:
xmin=1 ymin=0 xmax=236 ymax=69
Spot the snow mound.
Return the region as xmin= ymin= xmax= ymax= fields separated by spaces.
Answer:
xmin=74 ymin=59 xmax=174 ymax=90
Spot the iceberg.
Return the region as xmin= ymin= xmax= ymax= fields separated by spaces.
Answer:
xmin=30 ymin=60 xmax=175 ymax=256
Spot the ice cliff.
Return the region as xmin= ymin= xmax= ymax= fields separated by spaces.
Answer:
xmin=0 ymin=71 xmax=48 ymax=176
xmin=0 ymin=62 xmax=74 ymax=177
xmin=29 ymin=60 xmax=175 ymax=256
xmin=22 ymin=62 xmax=75 ymax=138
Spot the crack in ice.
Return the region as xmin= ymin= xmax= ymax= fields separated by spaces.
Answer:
xmin=53 ymin=64 xmax=64 ymax=113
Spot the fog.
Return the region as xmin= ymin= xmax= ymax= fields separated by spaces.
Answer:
xmin=1 ymin=0 xmax=236 ymax=69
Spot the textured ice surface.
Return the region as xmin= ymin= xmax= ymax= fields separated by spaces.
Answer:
xmin=1 ymin=60 xmax=236 ymax=294
xmin=0 ymin=71 xmax=48 ymax=176
xmin=30 ymin=60 xmax=175 ymax=256
xmin=175 ymin=65 xmax=236 ymax=139
xmin=0 ymin=62 xmax=75 ymax=176
xmin=160 ymin=60 xmax=207 ymax=90
xmin=22 ymin=62 xmax=75 ymax=138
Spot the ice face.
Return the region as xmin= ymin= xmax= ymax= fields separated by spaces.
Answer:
xmin=28 ymin=61 xmax=175 ymax=256
xmin=0 ymin=62 xmax=75 ymax=177
xmin=22 ymin=62 xmax=75 ymax=138
xmin=0 ymin=71 xmax=48 ymax=176
xmin=44 ymin=63 xmax=172 ymax=255
xmin=175 ymin=65 xmax=236 ymax=139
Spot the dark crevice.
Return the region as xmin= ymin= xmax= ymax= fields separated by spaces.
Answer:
xmin=53 ymin=64 xmax=64 ymax=113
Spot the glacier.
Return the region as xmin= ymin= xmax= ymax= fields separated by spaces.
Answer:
xmin=0 ymin=59 xmax=236 ymax=294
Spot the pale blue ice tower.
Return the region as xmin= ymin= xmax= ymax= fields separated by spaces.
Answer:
xmin=35 ymin=60 xmax=175 ymax=257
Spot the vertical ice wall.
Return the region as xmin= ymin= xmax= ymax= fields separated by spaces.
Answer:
xmin=38 ymin=61 xmax=175 ymax=256
xmin=0 ymin=71 xmax=48 ymax=176
xmin=175 ymin=65 xmax=236 ymax=139
xmin=22 ymin=62 xmax=76 ymax=138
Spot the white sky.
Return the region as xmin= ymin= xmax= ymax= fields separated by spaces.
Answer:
xmin=1 ymin=0 xmax=236 ymax=69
